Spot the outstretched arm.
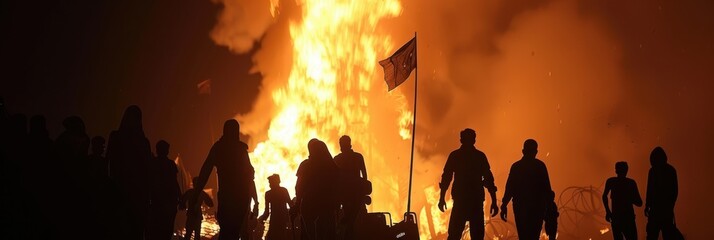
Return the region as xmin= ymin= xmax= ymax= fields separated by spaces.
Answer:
xmin=203 ymin=191 xmax=214 ymax=207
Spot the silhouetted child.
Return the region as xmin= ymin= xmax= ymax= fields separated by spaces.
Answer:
xmin=602 ymin=161 xmax=642 ymax=240
xmin=544 ymin=190 xmax=559 ymax=240
xmin=259 ymin=174 xmax=292 ymax=240
xmin=180 ymin=177 xmax=214 ymax=240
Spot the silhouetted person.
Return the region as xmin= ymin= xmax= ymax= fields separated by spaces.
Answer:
xmin=149 ymin=140 xmax=181 ymax=240
xmin=295 ymin=138 xmax=340 ymax=240
xmin=26 ymin=115 xmax=54 ymax=238
xmin=88 ymin=135 xmax=122 ymax=240
xmin=438 ymin=128 xmax=498 ymax=240
xmin=500 ymin=139 xmax=552 ymax=240
xmin=53 ymin=116 xmax=91 ymax=239
xmin=259 ymin=174 xmax=292 ymax=240
xmin=544 ymin=191 xmax=558 ymax=240
xmin=194 ymin=119 xmax=256 ymax=240
xmin=645 ymin=147 xmax=681 ymax=240
xmin=107 ymin=105 xmax=153 ymax=239
xmin=333 ymin=135 xmax=368 ymax=240
xmin=180 ymin=177 xmax=214 ymax=240
xmin=602 ymin=161 xmax=642 ymax=240
xmin=5 ymin=114 xmax=30 ymax=239
xmin=89 ymin=136 xmax=109 ymax=178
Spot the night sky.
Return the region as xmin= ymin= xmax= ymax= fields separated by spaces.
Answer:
xmin=3 ymin=0 xmax=714 ymax=238
xmin=2 ymin=0 xmax=260 ymax=173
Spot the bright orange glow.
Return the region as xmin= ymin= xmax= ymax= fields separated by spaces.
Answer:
xmin=246 ymin=0 xmax=409 ymax=227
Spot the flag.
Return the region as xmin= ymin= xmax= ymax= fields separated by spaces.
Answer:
xmin=197 ymin=79 xmax=212 ymax=95
xmin=379 ymin=37 xmax=416 ymax=91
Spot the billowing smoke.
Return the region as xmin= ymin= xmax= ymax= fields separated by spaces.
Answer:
xmin=210 ymin=0 xmax=714 ymax=238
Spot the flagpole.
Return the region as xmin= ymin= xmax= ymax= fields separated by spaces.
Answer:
xmin=407 ymin=32 xmax=417 ymax=214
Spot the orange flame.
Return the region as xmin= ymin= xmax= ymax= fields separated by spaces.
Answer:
xmin=244 ymin=0 xmax=412 ymax=227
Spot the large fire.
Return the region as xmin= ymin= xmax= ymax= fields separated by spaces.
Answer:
xmin=245 ymin=0 xmax=412 ymax=227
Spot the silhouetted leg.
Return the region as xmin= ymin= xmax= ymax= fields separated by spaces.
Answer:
xmin=513 ymin=202 xmax=545 ymax=240
xmin=646 ymin=218 xmax=661 ymax=240
xmin=611 ymin=220 xmax=624 ymax=240
xmin=447 ymin=201 xmax=467 ymax=240
xmin=467 ymin=203 xmax=485 ymax=240
xmin=622 ymin=219 xmax=637 ymax=240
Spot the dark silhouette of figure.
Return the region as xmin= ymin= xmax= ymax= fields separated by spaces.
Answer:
xmin=259 ymin=174 xmax=292 ymax=240
xmin=438 ymin=128 xmax=498 ymax=240
xmin=88 ymin=135 xmax=123 ymax=240
xmin=242 ymin=185 xmax=261 ymax=240
xmin=295 ymin=138 xmax=340 ymax=240
xmin=194 ymin=119 xmax=256 ymax=240
xmin=107 ymin=105 xmax=153 ymax=239
xmin=4 ymin=114 xmax=31 ymax=239
xmin=602 ymin=161 xmax=642 ymax=240
xmin=544 ymin=191 xmax=558 ymax=240
xmin=26 ymin=115 xmax=55 ymax=238
xmin=149 ymin=140 xmax=181 ymax=240
xmin=53 ymin=116 xmax=92 ymax=239
xmin=333 ymin=135 xmax=368 ymax=240
xmin=180 ymin=177 xmax=214 ymax=240
xmin=645 ymin=147 xmax=682 ymax=240
xmin=89 ymin=136 xmax=109 ymax=178
xmin=500 ymin=139 xmax=552 ymax=240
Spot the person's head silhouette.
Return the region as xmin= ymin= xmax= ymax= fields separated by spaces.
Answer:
xmin=522 ymin=139 xmax=538 ymax=159
xmin=63 ymin=116 xmax=86 ymax=134
xmin=615 ymin=161 xmax=628 ymax=177
xmin=119 ymin=105 xmax=143 ymax=135
xmin=91 ymin=136 xmax=106 ymax=155
xmin=650 ymin=146 xmax=667 ymax=167
xmin=222 ymin=119 xmax=239 ymax=140
xmin=268 ymin=174 xmax=281 ymax=189
xmin=156 ymin=140 xmax=169 ymax=158
xmin=339 ymin=135 xmax=352 ymax=152
xmin=460 ymin=128 xmax=476 ymax=146
xmin=307 ymin=138 xmax=331 ymax=161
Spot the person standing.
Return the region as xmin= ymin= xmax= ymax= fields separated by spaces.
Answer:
xmin=193 ymin=119 xmax=256 ymax=240
xmin=107 ymin=106 xmax=153 ymax=240
xmin=602 ymin=161 xmax=643 ymax=240
xmin=148 ymin=140 xmax=181 ymax=240
xmin=333 ymin=135 xmax=368 ymax=240
xmin=438 ymin=128 xmax=499 ymax=240
xmin=645 ymin=147 xmax=682 ymax=240
xmin=258 ymin=174 xmax=292 ymax=240
xmin=500 ymin=139 xmax=552 ymax=240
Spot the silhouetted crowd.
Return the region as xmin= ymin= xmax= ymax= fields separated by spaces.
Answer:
xmin=0 ymin=99 xmax=683 ymax=240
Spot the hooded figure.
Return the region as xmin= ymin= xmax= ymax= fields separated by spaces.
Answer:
xmin=106 ymin=105 xmax=152 ymax=240
xmin=295 ymin=138 xmax=340 ymax=240
xmin=645 ymin=147 xmax=682 ymax=240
